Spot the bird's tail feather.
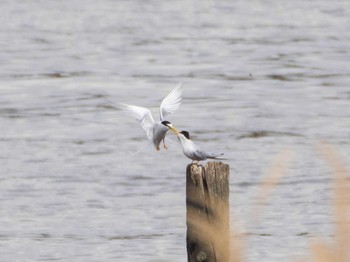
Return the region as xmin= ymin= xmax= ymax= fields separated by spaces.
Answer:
xmin=115 ymin=140 xmax=153 ymax=161
xmin=128 ymin=140 xmax=154 ymax=156
xmin=208 ymin=153 xmax=227 ymax=160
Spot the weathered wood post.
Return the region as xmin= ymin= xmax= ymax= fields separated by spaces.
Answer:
xmin=186 ymin=162 xmax=230 ymax=262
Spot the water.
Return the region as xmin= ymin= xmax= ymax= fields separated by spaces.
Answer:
xmin=1 ymin=1 xmax=350 ymax=261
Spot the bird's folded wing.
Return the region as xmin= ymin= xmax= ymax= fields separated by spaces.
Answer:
xmin=119 ymin=103 xmax=155 ymax=139
xmin=159 ymin=82 xmax=182 ymax=121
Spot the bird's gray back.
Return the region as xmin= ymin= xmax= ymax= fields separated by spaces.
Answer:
xmin=183 ymin=142 xmax=208 ymax=161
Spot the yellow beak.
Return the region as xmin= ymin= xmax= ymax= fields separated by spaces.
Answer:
xmin=168 ymin=125 xmax=180 ymax=135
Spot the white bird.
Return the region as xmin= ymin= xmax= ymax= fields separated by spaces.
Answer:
xmin=168 ymin=128 xmax=226 ymax=163
xmin=116 ymin=83 xmax=182 ymax=151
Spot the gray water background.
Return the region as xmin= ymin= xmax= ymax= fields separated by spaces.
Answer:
xmin=1 ymin=1 xmax=350 ymax=261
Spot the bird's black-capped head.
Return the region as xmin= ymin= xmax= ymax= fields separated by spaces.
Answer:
xmin=161 ymin=120 xmax=172 ymax=127
xmin=180 ymin=130 xmax=190 ymax=139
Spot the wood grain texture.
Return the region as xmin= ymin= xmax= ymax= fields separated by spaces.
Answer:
xmin=186 ymin=162 xmax=230 ymax=262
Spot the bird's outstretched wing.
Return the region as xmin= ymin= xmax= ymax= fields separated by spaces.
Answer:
xmin=159 ymin=82 xmax=182 ymax=121
xmin=119 ymin=103 xmax=155 ymax=139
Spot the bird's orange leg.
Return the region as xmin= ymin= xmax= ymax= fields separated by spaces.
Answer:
xmin=163 ymin=139 xmax=168 ymax=150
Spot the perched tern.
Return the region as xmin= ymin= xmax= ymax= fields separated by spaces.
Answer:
xmin=168 ymin=127 xmax=226 ymax=163
xmin=117 ymin=83 xmax=182 ymax=151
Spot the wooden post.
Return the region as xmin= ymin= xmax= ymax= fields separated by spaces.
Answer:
xmin=186 ymin=162 xmax=230 ymax=262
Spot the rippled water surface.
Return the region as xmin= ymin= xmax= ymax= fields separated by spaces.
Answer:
xmin=1 ymin=1 xmax=350 ymax=261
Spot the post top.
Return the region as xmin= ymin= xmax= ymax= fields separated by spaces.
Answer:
xmin=187 ymin=161 xmax=229 ymax=169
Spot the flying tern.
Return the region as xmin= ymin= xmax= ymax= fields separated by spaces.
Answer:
xmin=168 ymin=127 xmax=226 ymax=163
xmin=116 ymin=83 xmax=182 ymax=151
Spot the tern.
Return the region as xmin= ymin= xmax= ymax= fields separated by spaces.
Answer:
xmin=168 ymin=127 xmax=226 ymax=163
xmin=116 ymin=83 xmax=182 ymax=151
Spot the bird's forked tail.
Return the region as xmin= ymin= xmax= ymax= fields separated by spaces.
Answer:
xmin=207 ymin=153 xmax=227 ymax=160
